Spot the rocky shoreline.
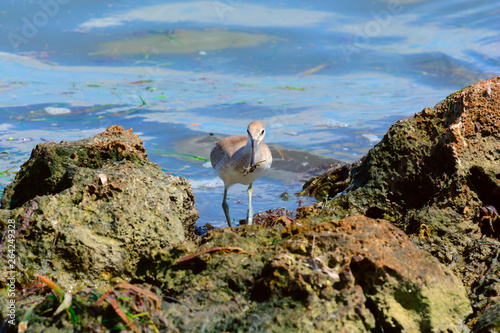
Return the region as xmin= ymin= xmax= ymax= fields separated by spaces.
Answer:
xmin=1 ymin=77 xmax=499 ymax=332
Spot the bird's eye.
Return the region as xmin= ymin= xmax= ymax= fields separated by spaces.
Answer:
xmin=261 ymin=130 xmax=265 ymax=135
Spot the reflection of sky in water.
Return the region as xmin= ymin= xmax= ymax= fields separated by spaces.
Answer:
xmin=0 ymin=0 xmax=499 ymax=226
xmin=78 ymin=2 xmax=336 ymax=29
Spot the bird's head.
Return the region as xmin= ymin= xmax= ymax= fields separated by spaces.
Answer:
xmin=247 ymin=121 xmax=266 ymax=166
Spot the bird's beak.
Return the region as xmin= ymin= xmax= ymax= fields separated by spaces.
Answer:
xmin=250 ymin=139 xmax=257 ymax=166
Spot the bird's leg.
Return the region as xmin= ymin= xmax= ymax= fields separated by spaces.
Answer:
xmin=222 ymin=188 xmax=232 ymax=227
xmin=247 ymin=183 xmax=253 ymax=225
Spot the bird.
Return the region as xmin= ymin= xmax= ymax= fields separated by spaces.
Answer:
xmin=210 ymin=121 xmax=272 ymax=227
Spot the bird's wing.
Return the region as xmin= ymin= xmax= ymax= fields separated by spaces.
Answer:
xmin=210 ymin=141 xmax=224 ymax=169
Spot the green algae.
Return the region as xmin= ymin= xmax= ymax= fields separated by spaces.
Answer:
xmin=97 ymin=30 xmax=270 ymax=55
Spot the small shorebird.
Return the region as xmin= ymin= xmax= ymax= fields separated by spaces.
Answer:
xmin=210 ymin=121 xmax=272 ymax=227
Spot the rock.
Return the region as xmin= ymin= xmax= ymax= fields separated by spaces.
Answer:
xmin=1 ymin=124 xmax=150 ymax=209
xmin=472 ymin=302 xmax=500 ymax=332
xmin=0 ymin=125 xmax=198 ymax=289
xmin=302 ymin=77 xmax=500 ymax=286
xmin=4 ymin=216 xmax=470 ymax=332
xmin=130 ymin=216 xmax=469 ymax=332
xmin=470 ymin=253 xmax=500 ymax=331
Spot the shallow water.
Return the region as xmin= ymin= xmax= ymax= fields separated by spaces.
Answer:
xmin=0 ymin=0 xmax=499 ymax=227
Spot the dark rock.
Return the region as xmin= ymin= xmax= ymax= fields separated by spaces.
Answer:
xmin=470 ymin=252 xmax=500 ymax=331
xmin=0 ymin=125 xmax=198 ymax=290
xmin=2 ymin=125 xmax=148 ymax=209
xmin=472 ymin=301 xmax=500 ymax=332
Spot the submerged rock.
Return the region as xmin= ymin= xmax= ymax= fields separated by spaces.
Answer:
xmin=0 ymin=125 xmax=198 ymax=289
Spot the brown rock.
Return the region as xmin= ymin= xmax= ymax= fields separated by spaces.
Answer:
xmin=283 ymin=216 xmax=471 ymax=332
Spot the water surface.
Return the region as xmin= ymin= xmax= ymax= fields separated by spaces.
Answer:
xmin=1 ymin=0 xmax=498 ymax=226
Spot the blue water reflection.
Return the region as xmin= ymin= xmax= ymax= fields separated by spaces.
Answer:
xmin=0 ymin=0 xmax=498 ymax=226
